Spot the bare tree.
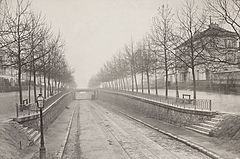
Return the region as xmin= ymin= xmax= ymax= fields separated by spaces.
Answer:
xmin=204 ymin=0 xmax=240 ymax=71
xmin=174 ymin=0 xmax=207 ymax=100
xmin=24 ymin=13 xmax=48 ymax=102
xmin=151 ymin=4 xmax=175 ymax=97
xmin=2 ymin=0 xmax=32 ymax=104
xmin=125 ymin=40 xmax=138 ymax=92
xmin=205 ymin=0 xmax=240 ymax=39
xmin=115 ymin=52 xmax=129 ymax=90
xmin=142 ymin=37 xmax=156 ymax=94
xmin=134 ymin=43 xmax=145 ymax=93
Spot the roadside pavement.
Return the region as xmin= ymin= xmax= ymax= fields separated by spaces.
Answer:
xmin=43 ymin=101 xmax=76 ymax=157
xmin=31 ymin=99 xmax=240 ymax=159
xmin=97 ymin=100 xmax=240 ymax=159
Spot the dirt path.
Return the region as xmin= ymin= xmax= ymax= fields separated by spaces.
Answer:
xmin=62 ymin=100 xmax=210 ymax=159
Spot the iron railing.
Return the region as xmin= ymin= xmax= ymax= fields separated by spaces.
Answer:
xmin=16 ymin=91 xmax=68 ymax=118
xmin=103 ymin=89 xmax=212 ymax=111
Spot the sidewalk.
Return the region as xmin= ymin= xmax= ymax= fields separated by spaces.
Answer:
xmin=97 ymin=100 xmax=240 ymax=159
xmin=43 ymin=100 xmax=76 ymax=157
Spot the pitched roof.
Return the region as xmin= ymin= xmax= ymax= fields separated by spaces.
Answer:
xmin=175 ymin=23 xmax=238 ymax=49
xmin=196 ymin=23 xmax=237 ymax=38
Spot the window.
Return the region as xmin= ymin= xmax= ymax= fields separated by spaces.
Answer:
xmin=228 ymin=40 xmax=232 ymax=48
xmin=233 ymin=40 xmax=237 ymax=48
xmin=0 ymin=56 xmax=2 ymax=66
xmin=197 ymin=70 xmax=200 ymax=80
xmin=0 ymin=56 xmax=2 ymax=73
xmin=224 ymin=39 xmax=236 ymax=48
xmin=224 ymin=39 xmax=227 ymax=48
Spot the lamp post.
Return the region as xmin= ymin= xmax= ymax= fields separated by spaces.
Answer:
xmin=37 ymin=93 xmax=46 ymax=159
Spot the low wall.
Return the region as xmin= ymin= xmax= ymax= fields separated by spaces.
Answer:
xmin=14 ymin=91 xmax=74 ymax=130
xmin=98 ymin=90 xmax=217 ymax=126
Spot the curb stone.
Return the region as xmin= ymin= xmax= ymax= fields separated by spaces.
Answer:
xmin=55 ymin=104 xmax=76 ymax=159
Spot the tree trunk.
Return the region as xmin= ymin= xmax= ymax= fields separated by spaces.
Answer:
xmin=131 ymin=70 xmax=134 ymax=92
xmin=111 ymin=81 xmax=114 ymax=89
xmin=112 ymin=80 xmax=115 ymax=89
xmin=115 ymin=80 xmax=117 ymax=89
xmin=17 ymin=17 xmax=23 ymax=105
xmin=121 ymin=78 xmax=124 ymax=90
xmin=57 ymin=80 xmax=60 ymax=93
xmin=48 ymin=72 xmax=51 ymax=96
xmin=39 ymin=73 xmax=42 ymax=94
xmin=43 ymin=69 xmax=46 ymax=98
xmin=154 ymin=68 xmax=158 ymax=95
xmin=190 ymin=31 xmax=196 ymax=100
xmin=116 ymin=80 xmax=119 ymax=89
xmin=28 ymin=64 xmax=32 ymax=103
xmin=109 ymin=81 xmax=111 ymax=89
xmin=134 ymin=72 xmax=138 ymax=92
xmin=175 ymin=71 xmax=179 ymax=98
xmin=54 ymin=79 xmax=57 ymax=93
xmin=18 ymin=61 xmax=23 ymax=105
xmin=192 ymin=67 xmax=197 ymax=100
xmin=146 ymin=70 xmax=150 ymax=94
xmin=117 ymin=79 xmax=120 ymax=90
xmin=164 ymin=47 xmax=168 ymax=98
xmin=141 ymin=71 xmax=144 ymax=93
xmin=126 ymin=77 xmax=130 ymax=91
xmin=33 ymin=62 xmax=37 ymax=102
xmin=51 ymin=79 xmax=54 ymax=94
xmin=119 ymin=79 xmax=122 ymax=90
xmin=122 ymin=78 xmax=126 ymax=90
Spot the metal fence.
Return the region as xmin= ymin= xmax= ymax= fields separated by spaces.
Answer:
xmin=16 ymin=91 xmax=69 ymax=118
xmin=16 ymin=102 xmax=38 ymax=117
xmin=104 ymin=89 xmax=212 ymax=111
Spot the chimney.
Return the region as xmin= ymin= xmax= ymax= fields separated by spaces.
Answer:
xmin=209 ymin=22 xmax=219 ymax=28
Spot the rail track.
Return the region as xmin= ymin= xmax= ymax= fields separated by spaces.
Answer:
xmin=60 ymin=99 xmax=215 ymax=159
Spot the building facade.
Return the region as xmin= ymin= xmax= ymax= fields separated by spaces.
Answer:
xmin=169 ymin=23 xmax=240 ymax=90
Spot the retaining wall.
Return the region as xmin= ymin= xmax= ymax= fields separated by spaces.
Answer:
xmin=98 ymin=90 xmax=217 ymax=126
xmin=15 ymin=91 xmax=74 ymax=130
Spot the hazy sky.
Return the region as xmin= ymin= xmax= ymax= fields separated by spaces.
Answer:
xmin=31 ymin=0 xmax=184 ymax=88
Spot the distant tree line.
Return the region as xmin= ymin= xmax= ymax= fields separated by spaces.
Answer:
xmin=0 ymin=0 xmax=76 ymax=104
xmin=89 ymin=0 xmax=240 ymax=100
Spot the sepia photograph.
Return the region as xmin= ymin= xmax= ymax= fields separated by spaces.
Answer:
xmin=0 ymin=0 xmax=240 ymax=158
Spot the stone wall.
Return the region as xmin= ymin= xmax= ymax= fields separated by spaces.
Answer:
xmin=98 ymin=90 xmax=216 ymax=126
xmin=15 ymin=91 xmax=74 ymax=130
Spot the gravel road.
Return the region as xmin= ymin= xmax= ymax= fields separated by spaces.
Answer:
xmin=62 ymin=99 xmax=211 ymax=159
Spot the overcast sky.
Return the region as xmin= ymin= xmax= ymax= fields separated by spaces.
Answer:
xmin=31 ymin=0 xmax=184 ymax=88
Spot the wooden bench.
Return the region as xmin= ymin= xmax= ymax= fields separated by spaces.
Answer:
xmin=182 ymin=94 xmax=191 ymax=104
